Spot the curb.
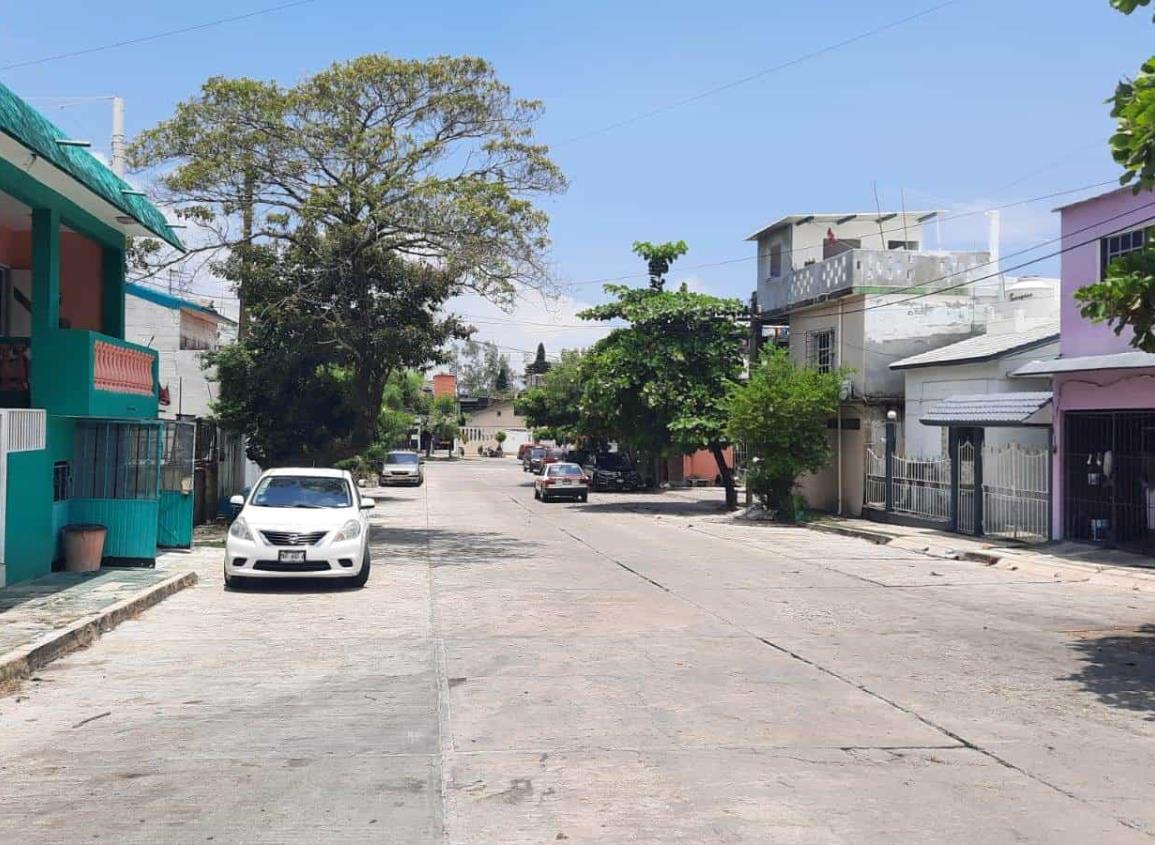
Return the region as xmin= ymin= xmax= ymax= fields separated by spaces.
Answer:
xmin=807 ymin=521 xmax=895 ymax=546
xmin=0 ymin=570 xmax=197 ymax=692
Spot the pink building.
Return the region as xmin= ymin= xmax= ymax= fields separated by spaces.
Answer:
xmin=1014 ymin=186 xmax=1155 ymax=551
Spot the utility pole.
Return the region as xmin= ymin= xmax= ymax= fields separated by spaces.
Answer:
xmin=745 ymin=291 xmax=762 ymax=508
xmin=238 ymin=168 xmax=255 ymax=340
xmin=110 ymin=96 xmax=126 ymax=178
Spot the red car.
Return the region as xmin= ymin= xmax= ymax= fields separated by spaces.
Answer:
xmin=534 ymin=462 xmax=590 ymax=503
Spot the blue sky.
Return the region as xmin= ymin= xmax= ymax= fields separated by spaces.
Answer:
xmin=1 ymin=0 xmax=1148 ymax=354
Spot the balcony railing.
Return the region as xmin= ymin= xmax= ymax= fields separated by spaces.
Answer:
xmin=94 ymin=338 xmax=155 ymax=396
xmin=761 ymin=249 xmax=990 ymax=314
xmin=36 ymin=330 xmax=158 ymax=419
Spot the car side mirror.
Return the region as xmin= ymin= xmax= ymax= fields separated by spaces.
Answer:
xmin=360 ymin=498 xmax=376 ymax=510
xmin=229 ymin=494 xmax=245 ymax=507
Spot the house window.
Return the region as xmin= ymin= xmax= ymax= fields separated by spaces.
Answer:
xmin=1101 ymin=228 xmax=1148 ymax=278
xmin=769 ymin=242 xmax=783 ymax=278
xmin=52 ymin=461 xmax=71 ymax=502
xmin=806 ymin=329 xmax=836 ymax=374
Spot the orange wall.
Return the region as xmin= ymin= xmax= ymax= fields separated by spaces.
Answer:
xmin=432 ymin=373 xmax=456 ymax=398
xmin=60 ymin=232 xmax=102 ymax=331
xmin=683 ymin=448 xmax=733 ymax=482
xmin=0 ymin=226 xmax=103 ymax=332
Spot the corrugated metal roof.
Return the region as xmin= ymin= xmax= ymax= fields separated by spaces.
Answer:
xmin=126 ymin=283 xmax=235 ymax=324
xmin=1011 ymin=350 xmax=1155 ymax=376
xmin=0 ymin=83 xmax=182 ymax=250
xmin=920 ymin=392 xmax=1053 ymax=427
xmin=891 ymin=322 xmax=1059 ymax=370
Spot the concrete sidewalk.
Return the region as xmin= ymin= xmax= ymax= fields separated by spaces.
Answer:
xmin=647 ymin=485 xmax=1155 ymax=594
xmin=0 ymin=548 xmax=213 ymax=692
xmin=807 ymin=515 xmax=1155 ymax=592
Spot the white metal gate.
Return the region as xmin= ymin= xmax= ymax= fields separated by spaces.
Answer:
xmin=982 ymin=442 xmax=1049 ymax=543
xmin=864 ymin=447 xmax=887 ymax=509
xmin=892 ymin=453 xmax=952 ymax=522
xmin=957 ymin=440 xmax=977 ymax=535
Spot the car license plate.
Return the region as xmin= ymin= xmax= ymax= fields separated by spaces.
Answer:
xmin=279 ymin=550 xmax=306 ymax=563
xmin=561 ymin=479 xmax=574 ymax=486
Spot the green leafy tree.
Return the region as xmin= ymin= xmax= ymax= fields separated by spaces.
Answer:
xmin=494 ymin=430 xmax=507 ymax=453
xmin=1075 ymin=244 xmax=1155 ymax=351
xmin=427 ymin=394 xmax=460 ymax=449
xmin=579 ymin=280 xmax=747 ymax=507
xmin=631 ymin=240 xmax=688 ymax=290
xmin=135 ymin=55 xmax=564 ymax=460
xmin=495 ymin=361 xmax=511 ymax=393
xmin=206 ymin=231 xmax=466 ymax=464
xmin=515 ymin=349 xmax=588 ymax=443
xmin=727 ymin=348 xmax=843 ymax=521
xmin=525 ymin=342 xmax=551 ymax=377
xmin=458 ymin=340 xmax=511 ymax=396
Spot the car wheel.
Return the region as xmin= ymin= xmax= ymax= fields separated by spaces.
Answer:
xmin=534 ymin=487 xmax=540 ymax=500
xmin=223 ymin=569 xmax=243 ymax=590
xmin=580 ymin=493 xmax=588 ymax=503
xmin=541 ymin=491 xmax=550 ymax=503
xmin=350 ymin=549 xmax=371 ymax=588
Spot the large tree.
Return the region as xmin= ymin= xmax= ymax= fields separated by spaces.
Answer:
xmin=132 ymin=55 xmax=564 ymax=460
xmin=515 ymin=349 xmax=587 ymax=442
xmin=579 ymin=281 xmax=747 ymax=508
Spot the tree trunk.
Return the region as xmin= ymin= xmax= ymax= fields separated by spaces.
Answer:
xmin=709 ymin=443 xmax=738 ymax=510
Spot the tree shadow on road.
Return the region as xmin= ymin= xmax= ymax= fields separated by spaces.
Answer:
xmin=370 ymin=526 xmax=539 ymax=567
xmin=572 ymin=499 xmax=730 ymax=518
xmin=1064 ymin=624 xmax=1155 ymax=718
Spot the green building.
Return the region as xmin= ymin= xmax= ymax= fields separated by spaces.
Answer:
xmin=0 ymin=83 xmax=190 ymax=587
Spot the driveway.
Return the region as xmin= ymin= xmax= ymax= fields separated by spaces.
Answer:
xmin=1 ymin=459 xmax=1154 ymax=843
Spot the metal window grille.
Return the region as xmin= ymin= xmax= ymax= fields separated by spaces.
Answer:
xmin=805 ymin=329 xmax=836 ymax=374
xmin=1101 ymin=228 xmax=1148 ymax=278
xmin=73 ymin=421 xmax=160 ymax=500
xmin=52 ymin=461 xmax=71 ymax=502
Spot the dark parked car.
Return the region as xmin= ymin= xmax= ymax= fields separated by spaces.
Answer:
xmin=523 ymin=446 xmax=547 ymax=473
xmin=585 ymin=452 xmax=644 ymax=491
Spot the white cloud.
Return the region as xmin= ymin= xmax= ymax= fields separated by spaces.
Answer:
xmin=447 ymin=288 xmax=616 ymax=365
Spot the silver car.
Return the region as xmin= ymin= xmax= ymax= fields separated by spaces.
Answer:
xmin=378 ymin=450 xmax=424 ymax=486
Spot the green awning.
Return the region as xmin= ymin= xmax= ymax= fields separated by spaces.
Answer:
xmin=0 ymin=83 xmax=183 ymax=250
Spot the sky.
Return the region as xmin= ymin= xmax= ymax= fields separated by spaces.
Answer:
xmin=1 ymin=0 xmax=1148 ymax=363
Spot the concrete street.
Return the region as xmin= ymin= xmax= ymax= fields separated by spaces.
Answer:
xmin=3 ymin=459 xmax=1155 ymax=843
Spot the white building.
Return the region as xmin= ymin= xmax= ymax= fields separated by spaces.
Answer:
xmin=125 ymin=283 xmax=249 ymax=521
xmin=891 ymin=277 xmax=1060 ymax=457
xmin=125 ymin=283 xmax=235 ymax=419
xmin=751 ymin=211 xmax=993 ymax=515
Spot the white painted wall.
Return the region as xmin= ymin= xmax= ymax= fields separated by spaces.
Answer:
xmin=124 ymin=294 xmax=224 ymax=419
xmin=901 ymin=341 xmax=1058 ymax=457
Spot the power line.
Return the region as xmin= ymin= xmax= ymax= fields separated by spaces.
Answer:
xmin=560 ymin=179 xmax=1118 ymax=290
xmin=0 ymin=0 xmax=319 ymax=72
xmin=556 ymin=0 xmax=960 ymax=147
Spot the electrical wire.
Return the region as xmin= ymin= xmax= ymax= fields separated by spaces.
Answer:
xmin=555 ymin=0 xmax=960 ymax=148
xmin=0 ymin=0 xmax=319 ymax=72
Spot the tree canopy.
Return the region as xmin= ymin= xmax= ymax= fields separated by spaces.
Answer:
xmin=515 ymin=349 xmax=586 ymax=442
xmin=579 ymin=281 xmax=747 ymax=507
xmin=727 ymin=347 xmax=843 ymax=521
xmin=134 ymin=55 xmax=564 ymax=464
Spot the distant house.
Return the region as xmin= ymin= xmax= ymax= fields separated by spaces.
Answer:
xmin=125 ymin=284 xmax=248 ymax=524
xmin=462 ymin=398 xmax=529 ymax=455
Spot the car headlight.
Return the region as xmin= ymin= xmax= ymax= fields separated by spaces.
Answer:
xmin=228 ymin=516 xmax=254 ymax=542
xmin=335 ymin=519 xmax=362 ymax=542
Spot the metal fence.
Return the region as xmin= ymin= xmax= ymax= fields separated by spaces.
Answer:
xmin=891 ymin=453 xmax=952 ymax=522
xmin=864 ymin=448 xmax=887 ymax=509
xmin=982 ymin=442 xmax=1049 ymax=542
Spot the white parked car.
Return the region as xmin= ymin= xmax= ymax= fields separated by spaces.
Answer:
xmin=533 ymin=461 xmax=590 ymax=503
xmin=378 ymin=450 xmax=424 ymax=486
xmin=225 ymin=468 xmax=374 ymax=588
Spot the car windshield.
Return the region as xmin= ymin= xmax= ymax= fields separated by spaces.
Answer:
xmin=386 ymin=453 xmax=419 ymax=465
xmin=251 ymin=476 xmax=352 ymax=508
xmin=550 ymin=464 xmax=584 ymax=477
xmin=530 ymin=448 xmax=545 ymax=458
xmin=596 ymin=453 xmax=632 ymax=470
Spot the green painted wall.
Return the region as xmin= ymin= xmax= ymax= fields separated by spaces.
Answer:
xmin=69 ymin=499 xmax=158 ymax=561
xmin=34 ymin=330 xmax=158 ymax=419
xmin=157 ymin=490 xmax=193 ymax=548
xmin=5 ymin=417 xmax=72 ymax=584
